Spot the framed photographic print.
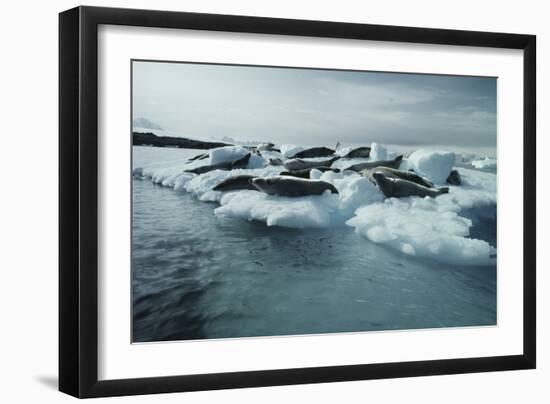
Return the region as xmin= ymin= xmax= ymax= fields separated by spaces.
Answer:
xmin=59 ymin=6 xmax=536 ymax=398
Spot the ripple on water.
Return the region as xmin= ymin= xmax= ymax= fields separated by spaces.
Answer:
xmin=132 ymin=179 xmax=496 ymax=342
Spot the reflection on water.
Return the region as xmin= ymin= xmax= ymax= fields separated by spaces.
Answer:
xmin=132 ymin=179 xmax=496 ymax=342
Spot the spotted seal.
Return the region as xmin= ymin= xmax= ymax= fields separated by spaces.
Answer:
xmin=371 ymin=172 xmax=449 ymax=198
xmin=184 ymin=153 xmax=251 ymax=175
xmin=250 ymin=176 xmax=339 ymax=197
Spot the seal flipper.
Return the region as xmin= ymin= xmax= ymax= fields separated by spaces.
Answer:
xmin=230 ymin=153 xmax=251 ymax=169
xmin=328 ymin=184 xmax=339 ymax=194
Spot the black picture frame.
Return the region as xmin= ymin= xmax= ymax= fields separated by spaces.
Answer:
xmin=59 ymin=5 xmax=536 ymax=398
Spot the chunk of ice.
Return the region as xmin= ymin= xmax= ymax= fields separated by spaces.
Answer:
xmin=407 ymin=149 xmax=456 ymax=184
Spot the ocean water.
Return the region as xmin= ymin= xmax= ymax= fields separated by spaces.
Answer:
xmin=132 ymin=148 xmax=496 ymax=342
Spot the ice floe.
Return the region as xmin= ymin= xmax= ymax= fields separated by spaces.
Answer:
xmin=280 ymin=144 xmax=305 ymax=158
xmin=472 ymin=157 xmax=497 ymax=170
xmin=346 ymin=197 xmax=496 ymax=266
xmin=215 ymin=191 xmax=340 ymax=228
xmin=407 ymin=149 xmax=456 ymax=184
xmin=208 ymin=145 xmax=264 ymax=168
xmin=370 ymin=142 xmax=387 ymax=161
xmin=133 ymin=144 xmax=497 ymax=265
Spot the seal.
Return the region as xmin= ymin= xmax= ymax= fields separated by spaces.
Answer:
xmin=268 ymin=157 xmax=284 ymax=166
xmin=284 ymin=156 xmax=341 ymax=171
xmin=280 ymin=167 xmax=340 ymax=179
xmin=343 ymin=146 xmax=371 ymax=158
xmin=257 ymin=142 xmax=280 ymax=152
xmin=184 ymin=153 xmax=251 ymax=174
xmin=250 ymin=176 xmax=339 ymax=197
xmin=213 ymin=175 xmax=258 ymax=191
xmin=362 ymin=166 xmax=433 ymax=188
xmin=344 ymin=155 xmax=403 ymax=172
xmin=371 ymin=172 xmax=449 ymax=198
xmin=292 ymin=147 xmax=335 ymax=158
xmin=446 ymin=169 xmax=462 ymax=185
xmin=244 ymin=146 xmax=263 ymax=155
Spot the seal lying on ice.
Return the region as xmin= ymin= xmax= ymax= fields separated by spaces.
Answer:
xmin=342 ymin=146 xmax=371 ymax=158
xmin=213 ymin=175 xmax=259 ymax=191
xmin=257 ymin=142 xmax=280 ymax=152
xmin=446 ymin=169 xmax=462 ymax=185
xmin=344 ymin=155 xmax=403 ymax=172
xmin=184 ymin=153 xmax=251 ymax=175
xmin=280 ymin=167 xmax=340 ymax=179
xmin=250 ymin=176 xmax=339 ymax=197
xmin=371 ymin=172 xmax=448 ymax=198
xmin=292 ymin=147 xmax=335 ymax=158
xmin=268 ymin=157 xmax=284 ymax=166
xmin=283 ymin=156 xmax=340 ymax=171
xmin=362 ymin=166 xmax=434 ymax=188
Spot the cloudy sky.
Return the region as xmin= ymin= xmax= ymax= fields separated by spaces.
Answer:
xmin=132 ymin=60 xmax=496 ymax=154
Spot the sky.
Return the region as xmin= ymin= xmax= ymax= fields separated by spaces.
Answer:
xmin=132 ymin=60 xmax=497 ymax=155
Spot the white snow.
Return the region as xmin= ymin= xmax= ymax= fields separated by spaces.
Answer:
xmin=207 ymin=145 xmax=266 ymax=168
xmin=280 ymin=144 xmax=305 ymax=158
xmin=215 ymin=191 xmax=340 ymax=228
xmin=336 ymin=176 xmax=385 ymax=213
xmin=370 ymin=142 xmax=387 ymax=161
xmin=346 ymin=197 xmax=495 ymax=266
xmin=209 ymin=145 xmax=249 ymax=164
xmin=440 ymin=168 xmax=496 ymax=210
xmin=472 ymin=157 xmax=497 ymax=170
xmin=407 ymin=149 xmax=456 ymax=184
xmin=456 ymin=152 xmax=478 ymax=164
xmin=309 ymin=168 xmax=324 ymax=180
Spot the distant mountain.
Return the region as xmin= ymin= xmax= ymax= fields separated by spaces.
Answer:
xmin=132 ymin=117 xmax=164 ymax=130
xmin=133 ymin=132 xmax=232 ymax=149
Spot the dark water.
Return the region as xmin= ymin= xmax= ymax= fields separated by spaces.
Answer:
xmin=132 ymin=179 xmax=496 ymax=342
